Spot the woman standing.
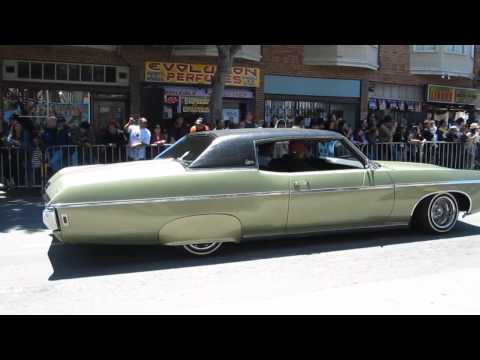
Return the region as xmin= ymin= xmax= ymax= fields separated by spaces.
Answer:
xmin=7 ymin=121 xmax=32 ymax=187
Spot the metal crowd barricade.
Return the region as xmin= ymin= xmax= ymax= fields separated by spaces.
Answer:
xmin=1 ymin=140 xmax=478 ymax=192
xmin=358 ymin=141 xmax=478 ymax=170
xmin=0 ymin=146 xmax=44 ymax=189
xmin=41 ymin=143 xmax=171 ymax=187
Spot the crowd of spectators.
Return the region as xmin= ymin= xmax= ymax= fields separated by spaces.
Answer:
xmin=2 ymin=109 xmax=480 ymax=187
xmin=261 ymin=112 xmax=480 ymax=148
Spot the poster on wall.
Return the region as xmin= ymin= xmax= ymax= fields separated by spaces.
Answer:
xmin=2 ymin=88 xmax=90 ymax=128
xmin=223 ymin=108 xmax=240 ymax=124
xmin=368 ymin=98 xmax=377 ymax=110
xmin=379 ymin=99 xmax=387 ymax=111
xmin=50 ymin=102 xmax=90 ymax=125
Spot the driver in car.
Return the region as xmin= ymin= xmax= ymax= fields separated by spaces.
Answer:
xmin=270 ymin=140 xmax=316 ymax=172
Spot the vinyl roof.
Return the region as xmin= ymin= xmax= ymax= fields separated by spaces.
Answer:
xmin=204 ymin=128 xmax=344 ymax=141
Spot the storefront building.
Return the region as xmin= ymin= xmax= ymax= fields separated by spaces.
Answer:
xmin=263 ymin=75 xmax=361 ymax=127
xmin=1 ymin=55 xmax=130 ymax=136
xmin=141 ymin=61 xmax=261 ymax=128
xmin=422 ymin=84 xmax=480 ymax=123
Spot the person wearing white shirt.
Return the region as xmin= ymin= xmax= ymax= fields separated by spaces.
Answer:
xmin=126 ymin=117 xmax=151 ymax=161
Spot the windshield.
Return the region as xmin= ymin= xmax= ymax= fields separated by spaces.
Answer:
xmin=155 ymin=134 xmax=215 ymax=165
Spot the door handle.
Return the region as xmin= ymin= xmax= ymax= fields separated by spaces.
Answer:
xmin=293 ymin=180 xmax=310 ymax=190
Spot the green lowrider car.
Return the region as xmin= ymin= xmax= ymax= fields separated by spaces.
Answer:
xmin=43 ymin=128 xmax=480 ymax=255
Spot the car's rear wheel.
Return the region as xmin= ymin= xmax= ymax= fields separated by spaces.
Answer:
xmin=183 ymin=242 xmax=222 ymax=256
xmin=413 ymin=193 xmax=459 ymax=234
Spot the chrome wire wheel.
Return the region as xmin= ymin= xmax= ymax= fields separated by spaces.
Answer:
xmin=183 ymin=242 xmax=222 ymax=256
xmin=427 ymin=194 xmax=458 ymax=232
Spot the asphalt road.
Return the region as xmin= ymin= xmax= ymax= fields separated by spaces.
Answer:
xmin=1 ymin=191 xmax=480 ymax=314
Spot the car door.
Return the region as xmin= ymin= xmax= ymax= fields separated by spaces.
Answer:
xmin=286 ymin=139 xmax=395 ymax=235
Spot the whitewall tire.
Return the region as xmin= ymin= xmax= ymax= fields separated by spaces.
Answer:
xmin=183 ymin=242 xmax=222 ymax=256
xmin=413 ymin=193 xmax=459 ymax=234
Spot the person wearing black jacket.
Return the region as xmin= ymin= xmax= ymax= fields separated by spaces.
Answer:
xmin=102 ymin=121 xmax=127 ymax=162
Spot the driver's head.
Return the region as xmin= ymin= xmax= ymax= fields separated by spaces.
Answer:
xmin=289 ymin=141 xmax=305 ymax=159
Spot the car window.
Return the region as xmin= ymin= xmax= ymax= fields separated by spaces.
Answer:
xmin=155 ymin=134 xmax=214 ymax=165
xmin=257 ymin=139 xmax=364 ymax=173
xmin=190 ymin=136 xmax=256 ymax=169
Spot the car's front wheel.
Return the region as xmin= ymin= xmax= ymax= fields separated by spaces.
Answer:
xmin=183 ymin=242 xmax=222 ymax=256
xmin=413 ymin=193 xmax=459 ymax=234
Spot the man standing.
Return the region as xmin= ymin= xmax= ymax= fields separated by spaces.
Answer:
xmin=125 ymin=117 xmax=151 ymax=161
xmin=244 ymin=112 xmax=256 ymax=128
xmin=168 ymin=116 xmax=187 ymax=144
xmin=378 ymin=116 xmax=397 ymax=143
xmin=190 ymin=118 xmax=210 ymax=133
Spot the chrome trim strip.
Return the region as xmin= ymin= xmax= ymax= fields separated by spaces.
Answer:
xmin=242 ymin=223 xmax=409 ymax=240
xmin=397 ymin=180 xmax=480 ymax=188
xmin=294 ymin=185 xmax=394 ymax=193
xmin=54 ymin=191 xmax=290 ymax=209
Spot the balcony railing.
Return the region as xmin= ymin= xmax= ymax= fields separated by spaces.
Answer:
xmin=410 ymin=45 xmax=475 ymax=79
xmin=303 ymin=45 xmax=379 ymax=70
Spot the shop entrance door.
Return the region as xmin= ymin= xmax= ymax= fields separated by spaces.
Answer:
xmin=93 ymin=100 xmax=126 ymax=135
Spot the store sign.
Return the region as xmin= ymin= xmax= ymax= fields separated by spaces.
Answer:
xmin=182 ymin=96 xmax=210 ymax=113
xmin=164 ymin=86 xmax=254 ymax=99
xmin=183 ymin=97 xmax=210 ymax=105
xmin=165 ymin=95 xmax=178 ymax=105
xmin=146 ymin=62 xmax=260 ymax=88
xmin=455 ymin=88 xmax=480 ymax=106
xmin=427 ymin=84 xmax=480 ymax=106
xmin=427 ymin=85 xmax=455 ymax=103
xmin=183 ymin=106 xmax=210 ymax=113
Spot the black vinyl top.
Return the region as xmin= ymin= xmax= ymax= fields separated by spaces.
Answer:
xmin=205 ymin=128 xmax=344 ymax=141
xmin=189 ymin=128 xmax=347 ymax=169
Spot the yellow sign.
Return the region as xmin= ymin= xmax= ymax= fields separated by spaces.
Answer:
xmin=145 ymin=62 xmax=260 ymax=88
xmin=183 ymin=97 xmax=210 ymax=105
xmin=183 ymin=105 xmax=210 ymax=113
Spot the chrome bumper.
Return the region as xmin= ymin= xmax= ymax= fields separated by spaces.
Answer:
xmin=42 ymin=207 xmax=59 ymax=231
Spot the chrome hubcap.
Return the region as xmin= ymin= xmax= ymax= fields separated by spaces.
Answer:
xmin=184 ymin=242 xmax=222 ymax=255
xmin=190 ymin=243 xmax=217 ymax=251
xmin=430 ymin=196 xmax=457 ymax=230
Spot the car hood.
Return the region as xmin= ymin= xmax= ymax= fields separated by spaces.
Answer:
xmin=45 ymin=159 xmax=185 ymax=204
xmin=375 ymin=160 xmax=480 ymax=185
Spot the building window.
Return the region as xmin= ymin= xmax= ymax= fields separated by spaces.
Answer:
xmin=31 ymin=63 xmax=43 ymax=79
xmin=93 ymin=66 xmax=105 ymax=82
xmin=445 ymin=45 xmax=469 ymax=55
xmin=413 ymin=45 xmax=437 ymax=53
xmin=105 ymin=67 xmax=116 ymax=83
xmin=81 ymin=65 xmax=93 ymax=82
xmin=44 ymin=63 xmax=55 ymax=80
xmin=18 ymin=62 xmax=30 ymax=78
xmin=3 ymin=60 xmax=129 ymax=86
xmin=68 ymin=65 xmax=80 ymax=81
xmin=56 ymin=64 xmax=68 ymax=81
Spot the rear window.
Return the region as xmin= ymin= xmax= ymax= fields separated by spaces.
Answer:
xmin=155 ymin=134 xmax=214 ymax=165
